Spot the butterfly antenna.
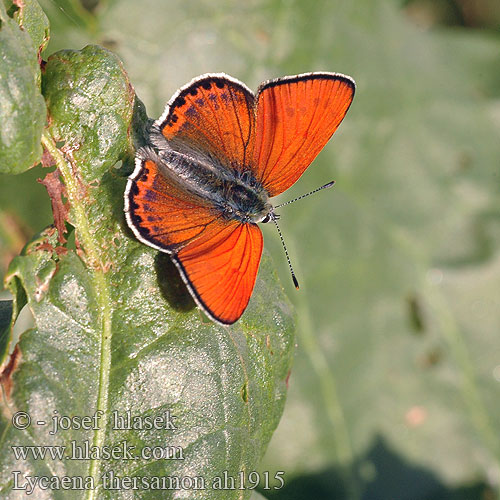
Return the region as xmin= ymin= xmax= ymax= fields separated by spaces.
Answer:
xmin=270 ymin=214 xmax=299 ymax=290
xmin=274 ymin=181 xmax=335 ymax=209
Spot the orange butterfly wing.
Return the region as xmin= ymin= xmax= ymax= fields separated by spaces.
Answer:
xmin=125 ymin=149 xmax=263 ymax=325
xmin=125 ymin=152 xmax=224 ymax=252
xmin=173 ymin=221 xmax=263 ymax=325
xmin=156 ymin=73 xmax=255 ymax=171
xmin=252 ymin=73 xmax=355 ymax=196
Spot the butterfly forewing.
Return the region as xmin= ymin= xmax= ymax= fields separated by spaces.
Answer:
xmin=252 ymin=73 xmax=355 ymax=196
xmin=157 ymin=74 xmax=255 ymax=171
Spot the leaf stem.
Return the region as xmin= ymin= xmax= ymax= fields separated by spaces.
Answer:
xmin=41 ymin=130 xmax=113 ymax=499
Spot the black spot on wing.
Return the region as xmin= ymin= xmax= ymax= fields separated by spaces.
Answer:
xmin=143 ymin=190 xmax=157 ymax=202
xmin=185 ymin=106 xmax=197 ymax=118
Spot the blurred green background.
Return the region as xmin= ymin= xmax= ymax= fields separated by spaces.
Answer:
xmin=2 ymin=0 xmax=500 ymax=498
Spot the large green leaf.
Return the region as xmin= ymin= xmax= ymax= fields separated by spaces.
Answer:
xmin=0 ymin=43 xmax=295 ymax=499
xmin=13 ymin=0 xmax=50 ymax=52
xmin=0 ymin=0 xmax=48 ymax=174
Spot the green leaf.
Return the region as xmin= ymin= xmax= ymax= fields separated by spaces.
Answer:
xmin=0 ymin=0 xmax=47 ymax=174
xmin=42 ymin=45 xmax=141 ymax=181
xmin=0 ymin=43 xmax=295 ymax=499
xmin=13 ymin=0 xmax=50 ymax=53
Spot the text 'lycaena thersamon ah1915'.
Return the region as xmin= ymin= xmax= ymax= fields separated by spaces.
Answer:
xmin=125 ymin=72 xmax=355 ymax=325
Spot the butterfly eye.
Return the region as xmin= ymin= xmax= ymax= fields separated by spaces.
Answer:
xmin=261 ymin=214 xmax=271 ymax=223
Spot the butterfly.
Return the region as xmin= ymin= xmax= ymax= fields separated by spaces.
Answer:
xmin=124 ymin=72 xmax=355 ymax=325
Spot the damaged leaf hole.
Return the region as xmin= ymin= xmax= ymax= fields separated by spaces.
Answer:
xmin=266 ymin=335 xmax=274 ymax=355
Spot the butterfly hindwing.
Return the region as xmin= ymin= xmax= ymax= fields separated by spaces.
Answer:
xmin=252 ymin=73 xmax=355 ymax=196
xmin=156 ymin=73 xmax=256 ymax=171
xmin=173 ymin=221 xmax=263 ymax=325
